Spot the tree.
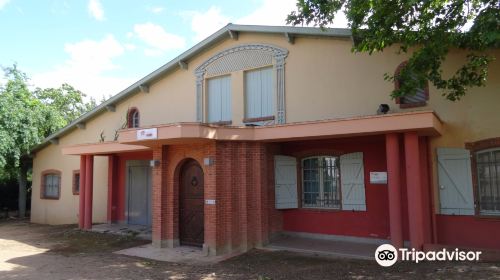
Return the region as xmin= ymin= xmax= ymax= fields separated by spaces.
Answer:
xmin=287 ymin=0 xmax=500 ymax=101
xmin=0 ymin=65 xmax=97 ymax=217
xmin=34 ymin=84 xmax=97 ymax=126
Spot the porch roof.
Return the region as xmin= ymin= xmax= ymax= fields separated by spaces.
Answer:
xmin=118 ymin=111 xmax=443 ymax=147
xmin=62 ymin=141 xmax=150 ymax=155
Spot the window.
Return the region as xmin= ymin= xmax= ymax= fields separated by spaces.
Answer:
xmin=41 ymin=170 xmax=61 ymax=199
xmin=476 ymin=148 xmax=500 ymax=215
xmin=244 ymin=67 xmax=274 ymax=123
xmin=128 ymin=108 xmax=139 ymax=128
xmin=302 ymin=156 xmax=341 ymax=209
xmin=72 ymin=170 xmax=80 ymax=195
xmin=395 ymin=61 xmax=429 ymax=108
xmin=207 ymin=75 xmax=231 ymax=124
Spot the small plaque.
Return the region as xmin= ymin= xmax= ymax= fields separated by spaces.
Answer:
xmin=137 ymin=128 xmax=158 ymax=140
xmin=205 ymin=199 xmax=216 ymax=205
xmin=370 ymin=172 xmax=388 ymax=184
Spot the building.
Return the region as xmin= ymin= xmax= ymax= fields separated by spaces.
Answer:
xmin=30 ymin=24 xmax=500 ymax=256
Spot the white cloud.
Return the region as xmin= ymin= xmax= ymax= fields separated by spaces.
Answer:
xmin=31 ymin=35 xmax=134 ymax=100
xmin=0 ymin=0 xmax=10 ymax=10
xmin=88 ymin=0 xmax=105 ymax=21
xmin=133 ymin=22 xmax=186 ymax=56
xmin=181 ymin=0 xmax=348 ymax=44
xmin=149 ymin=6 xmax=164 ymax=14
xmin=181 ymin=6 xmax=230 ymax=42
xmin=124 ymin=43 xmax=136 ymax=51
xmin=237 ymin=0 xmax=347 ymax=27
xmin=237 ymin=0 xmax=296 ymax=26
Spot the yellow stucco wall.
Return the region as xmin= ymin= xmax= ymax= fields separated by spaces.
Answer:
xmin=31 ymin=31 xmax=500 ymax=224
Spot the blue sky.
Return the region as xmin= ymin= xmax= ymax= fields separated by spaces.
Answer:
xmin=0 ymin=0 xmax=347 ymax=100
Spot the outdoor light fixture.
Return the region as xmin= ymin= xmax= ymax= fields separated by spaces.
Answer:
xmin=150 ymin=160 xmax=160 ymax=167
xmin=204 ymin=157 xmax=214 ymax=166
xmin=377 ymin=104 xmax=390 ymax=115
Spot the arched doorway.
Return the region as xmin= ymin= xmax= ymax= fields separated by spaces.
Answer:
xmin=179 ymin=159 xmax=204 ymax=246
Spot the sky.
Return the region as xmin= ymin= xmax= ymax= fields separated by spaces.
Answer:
xmin=0 ymin=0 xmax=347 ymax=101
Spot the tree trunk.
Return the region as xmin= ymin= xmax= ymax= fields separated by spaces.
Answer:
xmin=18 ymin=161 xmax=28 ymax=218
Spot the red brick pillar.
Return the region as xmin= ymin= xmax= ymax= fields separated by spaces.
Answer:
xmin=238 ymin=142 xmax=249 ymax=252
xmin=78 ymin=155 xmax=86 ymax=229
xmin=107 ymin=154 xmax=117 ymax=223
xmin=386 ymin=133 xmax=403 ymax=248
xmin=404 ymin=132 xmax=425 ymax=250
xmin=152 ymin=146 xmax=170 ymax=248
xmin=204 ymin=142 xmax=218 ymax=255
xmin=84 ymin=155 xmax=94 ymax=230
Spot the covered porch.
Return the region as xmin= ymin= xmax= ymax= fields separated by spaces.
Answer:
xmin=63 ymin=111 xmax=443 ymax=257
xmin=62 ymin=142 xmax=153 ymax=231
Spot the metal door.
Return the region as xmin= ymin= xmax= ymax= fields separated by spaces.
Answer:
xmin=179 ymin=159 xmax=204 ymax=246
xmin=126 ymin=160 xmax=152 ymax=226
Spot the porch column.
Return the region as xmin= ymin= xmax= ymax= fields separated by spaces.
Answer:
xmin=78 ymin=155 xmax=87 ymax=229
xmin=404 ymin=132 xmax=425 ymax=250
xmin=152 ymin=146 xmax=169 ymax=248
xmin=385 ymin=133 xmax=403 ymax=248
xmin=84 ymin=155 xmax=94 ymax=230
xmin=107 ymin=155 xmax=118 ymax=223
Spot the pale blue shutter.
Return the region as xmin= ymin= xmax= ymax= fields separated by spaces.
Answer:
xmin=437 ymin=148 xmax=475 ymax=215
xmin=245 ymin=67 xmax=273 ymax=119
xmin=340 ymin=152 xmax=366 ymax=211
xmin=274 ymin=155 xmax=298 ymax=209
xmin=207 ymin=76 xmax=231 ymax=123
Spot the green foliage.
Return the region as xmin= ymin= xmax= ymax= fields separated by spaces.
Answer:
xmin=0 ymin=65 xmax=97 ymax=179
xmin=287 ymin=0 xmax=499 ymax=101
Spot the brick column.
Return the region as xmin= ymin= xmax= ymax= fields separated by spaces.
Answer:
xmin=386 ymin=133 xmax=403 ymax=248
xmin=107 ymin=154 xmax=117 ymax=223
xmin=83 ymin=155 xmax=94 ymax=230
xmin=78 ymin=155 xmax=86 ymax=229
xmin=238 ymin=142 xmax=249 ymax=251
xmin=404 ymin=132 xmax=425 ymax=250
xmin=152 ymin=146 xmax=170 ymax=248
xmin=204 ymin=142 xmax=218 ymax=255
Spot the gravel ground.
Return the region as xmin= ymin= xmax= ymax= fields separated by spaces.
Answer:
xmin=0 ymin=219 xmax=499 ymax=280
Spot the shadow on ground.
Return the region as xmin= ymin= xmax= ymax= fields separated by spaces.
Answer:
xmin=0 ymin=220 xmax=499 ymax=279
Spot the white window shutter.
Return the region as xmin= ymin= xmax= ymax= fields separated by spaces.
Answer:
xmin=340 ymin=152 xmax=366 ymax=211
xmin=245 ymin=67 xmax=273 ymax=119
xmin=207 ymin=76 xmax=231 ymax=122
xmin=437 ymin=148 xmax=475 ymax=215
xmin=274 ymin=155 xmax=298 ymax=209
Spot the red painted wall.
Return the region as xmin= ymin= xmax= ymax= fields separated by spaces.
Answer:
xmin=281 ymin=136 xmax=392 ymax=240
xmin=111 ymin=151 xmax=153 ymax=222
xmin=436 ymin=215 xmax=500 ymax=249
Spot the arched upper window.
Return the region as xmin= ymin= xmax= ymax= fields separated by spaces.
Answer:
xmin=195 ymin=44 xmax=288 ymax=124
xmin=394 ymin=61 xmax=429 ymax=108
xmin=128 ymin=108 xmax=140 ymax=128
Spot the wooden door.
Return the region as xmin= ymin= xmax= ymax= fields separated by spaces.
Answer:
xmin=179 ymin=159 xmax=204 ymax=246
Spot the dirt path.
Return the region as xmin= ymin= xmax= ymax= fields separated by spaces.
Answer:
xmin=0 ymin=220 xmax=499 ymax=279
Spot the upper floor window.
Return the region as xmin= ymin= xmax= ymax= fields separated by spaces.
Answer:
xmin=395 ymin=61 xmax=429 ymax=108
xmin=476 ymin=148 xmax=500 ymax=215
xmin=128 ymin=108 xmax=140 ymax=128
xmin=195 ymin=44 xmax=288 ymax=124
xmin=302 ymin=156 xmax=341 ymax=209
xmin=41 ymin=170 xmax=61 ymax=199
xmin=207 ymin=75 xmax=231 ymax=124
xmin=244 ymin=67 xmax=275 ymax=124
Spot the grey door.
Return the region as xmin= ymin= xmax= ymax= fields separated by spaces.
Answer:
xmin=126 ymin=160 xmax=152 ymax=226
